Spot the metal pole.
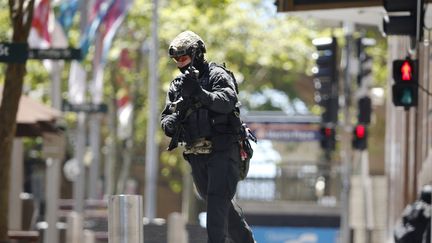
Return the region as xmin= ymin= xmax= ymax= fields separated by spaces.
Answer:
xmin=73 ymin=0 xmax=88 ymax=214
xmin=361 ymin=151 xmax=374 ymax=243
xmin=44 ymin=158 xmax=61 ymax=243
xmin=108 ymin=195 xmax=143 ymax=243
xmin=145 ymin=0 xmax=159 ymax=220
xmin=89 ymin=31 xmax=104 ymax=199
xmin=404 ymin=110 xmax=410 ymax=206
xmin=105 ymin=66 xmax=119 ymax=196
xmin=74 ymin=113 xmax=86 ymax=213
xmin=45 ymin=60 xmax=63 ymax=243
xmin=89 ymin=115 xmax=101 ymax=199
xmin=340 ymin=21 xmax=354 ymax=243
xmin=8 ymin=139 xmax=23 ymax=230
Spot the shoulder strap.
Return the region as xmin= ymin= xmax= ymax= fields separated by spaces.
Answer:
xmin=209 ymin=62 xmax=239 ymax=94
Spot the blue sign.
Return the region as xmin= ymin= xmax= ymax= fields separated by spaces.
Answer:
xmin=247 ymin=123 xmax=321 ymax=142
xmin=251 ymin=226 xmax=339 ymax=243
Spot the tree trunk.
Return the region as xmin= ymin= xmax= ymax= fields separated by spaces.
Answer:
xmin=0 ymin=64 xmax=25 ymax=241
xmin=0 ymin=1 xmax=34 ymax=241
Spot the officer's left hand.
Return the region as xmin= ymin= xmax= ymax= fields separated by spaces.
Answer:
xmin=181 ymin=71 xmax=201 ymax=97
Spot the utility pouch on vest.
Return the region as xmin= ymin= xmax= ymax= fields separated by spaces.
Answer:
xmin=238 ymin=123 xmax=256 ymax=180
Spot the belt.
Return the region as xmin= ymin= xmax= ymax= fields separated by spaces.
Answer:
xmin=184 ymin=138 xmax=212 ymax=155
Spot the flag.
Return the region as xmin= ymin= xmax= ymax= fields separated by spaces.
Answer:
xmin=68 ymin=61 xmax=87 ymax=104
xmin=100 ymin=0 xmax=133 ymax=64
xmin=29 ymin=0 xmax=69 ymax=49
xmin=80 ymin=0 xmax=116 ymax=60
xmin=29 ymin=0 xmax=69 ymax=74
xmin=89 ymin=0 xmax=133 ymax=104
xmin=119 ymin=48 xmax=133 ymax=69
xmin=29 ymin=0 xmax=52 ymax=48
xmin=57 ymin=0 xmax=79 ymax=35
xmin=116 ymin=49 xmax=134 ymax=139
xmin=117 ymin=87 xmax=133 ymax=139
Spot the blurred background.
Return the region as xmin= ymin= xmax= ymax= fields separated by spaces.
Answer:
xmin=0 ymin=0 xmax=431 ymax=243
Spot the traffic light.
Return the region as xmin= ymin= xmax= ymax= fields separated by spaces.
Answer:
xmin=356 ymin=37 xmax=374 ymax=125
xmin=320 ymin=126 xmax=336 ymax=151
xmin=392 ymin=58 xmax=419 ymax=108
xmin=358 ymin=97 xmax=372 ymax=124
xmin=321 ymin=97 xmax=338 ymax=125
xmin=312 ymin=37 xmax=339 ymax=124
xmin=357 ymin=37 xmax=375 ymax=86
xmin=352 ymin=124 xmax=367 ymax=150
xmin=383 ymin=0 xmax=424 ymax=39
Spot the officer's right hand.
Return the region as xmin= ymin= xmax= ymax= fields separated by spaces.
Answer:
xmin=181 ymin=70 xmax=201 ymax=97
xmin=163 ymin=113 xmax=179 ymax=136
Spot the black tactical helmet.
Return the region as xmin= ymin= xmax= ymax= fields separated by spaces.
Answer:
xmin=419 ymin=184 xmax=431 ymax=204
xmin=168 ymin=30 xmax=206 ymax=58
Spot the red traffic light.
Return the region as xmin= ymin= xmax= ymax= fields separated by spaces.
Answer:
xmin=324 ymin=127 xmax=332 ymax=137
xmin=355 ymin=125 xmax=366 ymax=139
xmin=401 ymin=61 xmax=412 ymax=81
xmin=393 ymin=58 xmax=418 ymax=83
xmin=320 ymin=126 xmax=336 ymax=151
xmin=353 ymin=124 xmax=367 ymax=150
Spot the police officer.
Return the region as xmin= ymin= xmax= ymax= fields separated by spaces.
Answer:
xmin=394 ymin=185 xmax=431 ymax=243
xmin=160 ymin=30 xmax=256 ymax=243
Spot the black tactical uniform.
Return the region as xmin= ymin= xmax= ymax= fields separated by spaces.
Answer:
xmin=161 ymin=30 xmax=255 ymax=243
xmin=394 ymin=185 xmax=431 ymax=243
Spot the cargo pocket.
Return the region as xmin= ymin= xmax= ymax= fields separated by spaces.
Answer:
xmin=226 ymin=147 xmax=240 ymax=199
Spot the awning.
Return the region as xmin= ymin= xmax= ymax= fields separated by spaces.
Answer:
xmin=0 ymin=86 xmax=62 ymax=137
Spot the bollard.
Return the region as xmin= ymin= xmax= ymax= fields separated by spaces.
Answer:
xmin=65 ymin=211 xmax=83 ymax=243
xmin=83 ymin=230 xmax=95 ymax=243
xmin=108 ymin=195 xmax=143 ymax=243
xmin=167 ymin=212 xmax=188 ymax=243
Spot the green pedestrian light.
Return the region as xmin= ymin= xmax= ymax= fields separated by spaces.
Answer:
xmin=401 ymin=89 xmax=413 ymax=105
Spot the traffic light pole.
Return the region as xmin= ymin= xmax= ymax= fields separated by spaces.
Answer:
xmin=340 ymin=21 xmax=354 ymax=243
xmin=403 ymin=110 xmax=411 ymax=206
xmin=360 ymin=150 xmax=374 ymax=243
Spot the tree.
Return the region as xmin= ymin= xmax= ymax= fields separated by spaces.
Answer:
xmin=0 ymin=1 xmax=34 ymax=241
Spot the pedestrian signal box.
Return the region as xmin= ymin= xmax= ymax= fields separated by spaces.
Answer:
xmin=392 ymin=58 xmax=418 ymax=109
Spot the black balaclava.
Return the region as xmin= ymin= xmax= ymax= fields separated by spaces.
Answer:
xmin=193 ymin=57 xmax=208 ymax=78
xmin=178 ymin=49 xmax=207 ymax=76
xmin=178 ymin=64 xmax=190 ymax=74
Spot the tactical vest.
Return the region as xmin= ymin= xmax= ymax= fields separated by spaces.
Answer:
xmin=177 ymin=64 xmax=241 ymax=145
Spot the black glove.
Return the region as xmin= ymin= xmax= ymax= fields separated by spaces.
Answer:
xmin=181 ymin=70 xmax=202 ymax=97
xmin=163 ymin=113 xmax=179 ymax=136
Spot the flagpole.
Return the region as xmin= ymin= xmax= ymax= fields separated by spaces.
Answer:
xmin=44 ymin=61 xmax=62 ymax=243
xmin=88 ymin=30 xmax=103 ymax=200
xmin=145 ymin=0 xmax=159 ymax=220
xmin=73 ymin=0 xmax=88 ymax=215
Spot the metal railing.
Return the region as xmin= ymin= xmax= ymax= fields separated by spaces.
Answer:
xmin=237 ymin=161 xmax=341 ymax=203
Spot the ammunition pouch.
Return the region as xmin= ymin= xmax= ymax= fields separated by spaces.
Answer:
xmin=184 ymin=138 xmax=212 ymax=155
